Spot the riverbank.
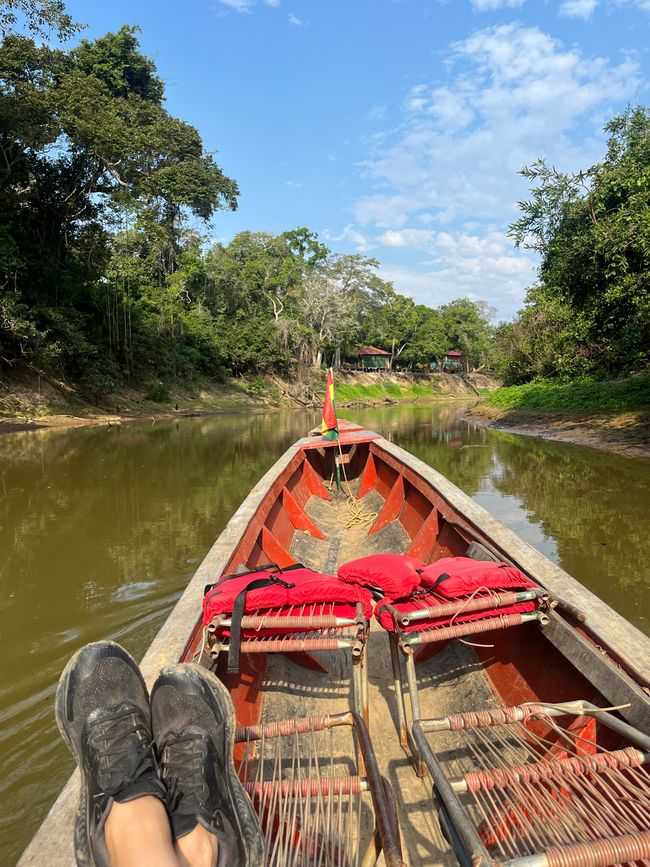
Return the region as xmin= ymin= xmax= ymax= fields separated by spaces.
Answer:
xmin=0 ymin=367 xmax=497 ymax=434
xmin=466 ymin=377 xmax=650 ymax=458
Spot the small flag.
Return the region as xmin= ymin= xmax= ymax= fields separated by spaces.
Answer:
xmin=321 ymin=368 xmax=338 ymax=441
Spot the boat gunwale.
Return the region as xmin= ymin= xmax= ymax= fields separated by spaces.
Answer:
xmin=19 ymin=430 xmax=650 ymax=866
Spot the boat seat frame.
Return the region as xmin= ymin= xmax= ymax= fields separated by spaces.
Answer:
xmin=412 ymin=700 xmax=650 ymax=867
xmin=235 ymin=710 xmax=406 ymax=867
xmin=382 ymin=589 xmax=552 ymax=771
xmin=200 ymin=602 xmax=371 ymax=723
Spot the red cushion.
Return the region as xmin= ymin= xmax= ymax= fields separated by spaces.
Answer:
xmin=375 ymin=597 xmax=536 ymax=632
xmin=418 ymin=557 xmax=536 ymax=599
xmin=338 ymin=554 xmax=424 ymax=599
xmin=203 ymin=565 xmax=373 ymax=626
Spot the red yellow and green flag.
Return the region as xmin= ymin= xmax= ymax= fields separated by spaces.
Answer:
xmin=321 ymin=368 xmax=338 ymax=441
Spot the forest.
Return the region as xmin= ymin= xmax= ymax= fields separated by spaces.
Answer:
xmin=0 ymin=1 xmax=648 ymax=400
xmin=0 ymin=8 xmax=492 ymax=397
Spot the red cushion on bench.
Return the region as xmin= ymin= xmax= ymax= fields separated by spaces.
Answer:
xmin=418 ymin=557 xmax=536 ymax=599
xmin=338 ymin=554 xmax=424 ymax=599
xmin=202 ymin=565 xmax=373 ymax=626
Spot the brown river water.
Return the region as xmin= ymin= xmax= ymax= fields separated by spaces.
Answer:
xmin=1 ymin=401 xmax=649 ymax=863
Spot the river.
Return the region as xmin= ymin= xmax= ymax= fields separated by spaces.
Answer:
xmin=1 ymin=401 xmax=649 ymax=864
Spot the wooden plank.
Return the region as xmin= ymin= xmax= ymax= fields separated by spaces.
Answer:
xmin=294 ymin=430 xmax=381 ymax=450
xmin=282 ymin=488 xmax=325 ymax=539
xmin=302 ymin=457 xmax=332 ymax=500
xmin=260 ymin=526 xmax=295 ymax=568
xmin=369 ymin=475 xmax=405 ymax=536
xmin=357 ymin=451 xmax=377 ymax=499
xmin=406 ymin=508 xmax=439 ymax=561
xmin=541 ymin=613 xmax=650 ymax=731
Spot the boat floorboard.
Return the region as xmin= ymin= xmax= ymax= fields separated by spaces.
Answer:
xmin=254 ymin=491 xmax=502 ymax=865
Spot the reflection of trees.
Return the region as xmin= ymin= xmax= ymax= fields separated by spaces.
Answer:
xmin=488 ymin=435 xmax=650 ymax=628
xmin=0 ymin=411 xmax=319 ymax=640
xmin=353 ymin=402 xmax=496 ymax=498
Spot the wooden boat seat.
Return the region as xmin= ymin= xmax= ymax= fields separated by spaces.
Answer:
xmin=411 ymin=699 xmax=650 ymax=867
xmin=236 ymin=711 xmax=405 ymax=867
xmin=376 ymin=581 xmax=553 ymax=768
xmin=200 ymin=599 xmax=371 ymax=721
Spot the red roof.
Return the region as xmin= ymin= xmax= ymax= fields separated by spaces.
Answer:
xmin=357 ymin=346 xmax=391 ymax=356
xmin=446 ymin=350 xmax=462 ymax=357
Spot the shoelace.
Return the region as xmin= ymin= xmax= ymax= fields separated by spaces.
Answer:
xmin=160 ymin=731 xmax=207 ymax=814
xmin=87 ymin=704 xmax=155 ymax=797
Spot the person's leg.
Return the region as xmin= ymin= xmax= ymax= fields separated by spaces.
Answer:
xmin=55 ymin=641 xmax=169 ymax=867
xmin=104 ymin=796 xmax=179 ymax=867
xmin=151 ymin=664 xmax=264 ymax=867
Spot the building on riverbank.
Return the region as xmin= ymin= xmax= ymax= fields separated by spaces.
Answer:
xmin=357 ymin=346 xmax=391 ymax=370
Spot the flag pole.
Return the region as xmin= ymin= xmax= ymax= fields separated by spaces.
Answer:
xmin=335 ymin=442 xmax=342 ymax=494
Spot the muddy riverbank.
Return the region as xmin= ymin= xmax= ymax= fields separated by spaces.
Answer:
xmin=0 ymin=368 xmax=497 ymax=434
xmin=466 ymin=404 xmax=650 ymax=458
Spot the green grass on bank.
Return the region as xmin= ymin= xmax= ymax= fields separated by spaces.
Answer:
xmin=335 ymin=381 xmax=435 ymax=402
xmin=486 ymin=377 xmax=650 ymax=413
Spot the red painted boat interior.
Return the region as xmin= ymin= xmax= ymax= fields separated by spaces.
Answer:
xmin=182 ymin=428 xmax=626 ymax=751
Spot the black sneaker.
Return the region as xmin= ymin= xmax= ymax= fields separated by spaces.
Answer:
xmin=55 ymin=641 xmax=166 ymax=867
xmin=151 ymin=663 xmax=264 ymax=867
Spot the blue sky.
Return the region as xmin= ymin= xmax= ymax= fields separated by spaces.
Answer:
xmin=64 ymin=0 xmax=648 ymax=320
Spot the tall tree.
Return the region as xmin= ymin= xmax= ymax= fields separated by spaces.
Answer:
xmin=509 ymin=105 xmax=650 ymax=375
xmin=439 ymin=298 xmax=493 ymax=371
xmin=0 ymin=25 xmax=238 ymax=387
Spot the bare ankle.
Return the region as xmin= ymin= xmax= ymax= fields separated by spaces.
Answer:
xmin=175 ymin=823 xmax=219 ymax=867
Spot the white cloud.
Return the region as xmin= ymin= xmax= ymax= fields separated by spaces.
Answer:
xmin=559 ymin=0 xmax=598 ymax=18
xmin=378 ymin=228 xmax=436 ymax=250
xmin=288 ymin=13 xmax=303 ymax=25
xmin=216 ymin=0 xmax=280 ymax=11
xmin=379 ymin=231 xmax=538 ymax=318
xmin=216 ymin=0 xmax=254 ymax=10
xmin=352 ymin=23 xmax=640 ymax=316
xmin=471 ymin=0 xmax=526 ymax=9
xmin=322 ymin=225 xmax=373 ymax=254
xmin=356 ymin=24 xmax=639 ymax=228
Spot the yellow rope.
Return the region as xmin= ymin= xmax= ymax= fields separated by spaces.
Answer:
xmin=325 ymin=442 xmax=377 ymax=530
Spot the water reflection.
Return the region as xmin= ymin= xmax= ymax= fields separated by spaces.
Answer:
xmin=1 ymin=402 xmax=648 ymax=863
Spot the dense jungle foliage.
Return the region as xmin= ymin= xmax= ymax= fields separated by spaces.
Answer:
xmin=493 ymin=105 xmax=650 ymax=384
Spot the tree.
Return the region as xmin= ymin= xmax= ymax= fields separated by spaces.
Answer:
xmin=0 ymin=0 xmax=79 ymax=40
xmin=297 ymin=254 xmax=388 ymax=367
xmin=440 ymin=298 xmax=493 ymax=371
xmin=509 ymin=105 xmax=650 ymax=375
xmin=0 ymin=26 xmax=238 ymax=387
xmin=489 ymin=285 xmax=592 ymax=383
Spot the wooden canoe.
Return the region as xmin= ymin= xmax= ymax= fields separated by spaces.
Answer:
xmin=20 ymin=420 xmax=650 ymax=867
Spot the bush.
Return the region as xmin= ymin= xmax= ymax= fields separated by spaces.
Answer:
xmin=486 ymin=377 xmax=650 ymax=413
xmin=145 ymin=383 xmax=171 ymax=403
